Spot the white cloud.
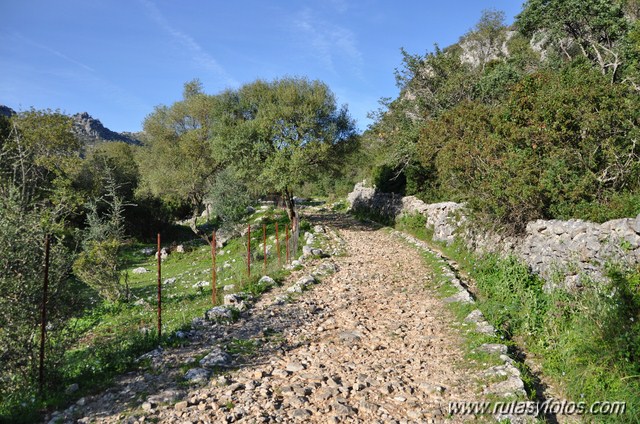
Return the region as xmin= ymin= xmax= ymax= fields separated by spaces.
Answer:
xmin=139 ymin=0 xmax=238 ymax=87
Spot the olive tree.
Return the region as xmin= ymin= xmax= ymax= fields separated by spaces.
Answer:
xmin=137 ymin=79 xmax=220 ymax=238
xmin=212 ymin=77 xmax=357 ymax=231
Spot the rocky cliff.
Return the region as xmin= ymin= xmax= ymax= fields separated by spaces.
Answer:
xmin=71 ymin=112 xmax=141 ymax=146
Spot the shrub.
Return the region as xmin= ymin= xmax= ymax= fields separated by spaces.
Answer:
xmin=206 ymin=167 xmax=254 ymax=224
xmin=417 ymin=64 xmax=640 ymax=233
xmin=73 ymin=239 xmax=125 ymax=302
xmin=0 ymin=188 xmax=81 ymax=418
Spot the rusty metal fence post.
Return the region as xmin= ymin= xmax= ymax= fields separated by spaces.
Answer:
xmin=286 ymin=224 xmax=290 ymax=264
xmin=263 ymin=223 xmax=267 ymax=273
xmin=275 ymin=222 xmax=281 ymax=266
xmin=247 ymin=224 xmax=251 ymax=278
xmin=157 ymin=233 xmax=162 ymax=341
xmin=39 ymin=234 xmax=50 ymax=393
xmin=211 ymin=230 xmax=217 ymax=305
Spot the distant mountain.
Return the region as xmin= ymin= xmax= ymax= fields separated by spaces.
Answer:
xmin=0 ymin=105 xmax=16 ymax=118
xmin=71 ymin=112 xmax=142 ymax=146
xmin=0 ymin=105 xmax=142 ymax=146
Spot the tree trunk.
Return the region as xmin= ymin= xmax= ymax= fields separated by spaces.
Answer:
xmin=283 ymin=189 xmax=298 ymax=233
xmin=189 ymin=204 xmax=213 ymax=245
xmin=283 ymin=189 xmax=299 ymax=259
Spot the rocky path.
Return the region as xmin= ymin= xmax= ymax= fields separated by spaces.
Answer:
xmin=49 ymin=213 xmax=496 ymax=424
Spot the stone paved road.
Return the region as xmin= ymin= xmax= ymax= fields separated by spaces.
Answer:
xmin=48 ymin=213 xmax=489 ymax=423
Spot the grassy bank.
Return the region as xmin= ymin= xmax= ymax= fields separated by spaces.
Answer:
xmin=1 ymin=207 xmax=299 ymax=423
xmin=394 ymin=213 xmax=640 ymax=423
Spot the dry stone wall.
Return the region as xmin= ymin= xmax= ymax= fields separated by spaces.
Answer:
xmin=347 ymin=182 xmax=640 ymax=290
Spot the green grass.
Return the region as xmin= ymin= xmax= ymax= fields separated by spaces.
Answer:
xmin=0 ymin=207 xmax=311 ymax=423
xmin=226 ymin=338 xmax=260 ymax=356
xmin=393 ymin=211 xmax=640 ymax=423
xmin=396 ymin=213 xmax=433 ymax=241
xmin=331 ymin=199 xmax=349 ymax=212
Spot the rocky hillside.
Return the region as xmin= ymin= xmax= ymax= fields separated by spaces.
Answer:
xmin=0 ymin=105 xmax=142 ymax=146
xmin=71 ymin=112 xmax=141 ymax=146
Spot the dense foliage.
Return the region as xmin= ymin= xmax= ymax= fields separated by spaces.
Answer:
xmin=209 ymin=77 xmax=358 ymax=228
xmin=361 ymin=4 xmax=640 ymax=233
xmin=0 ymin=188 xmax=81 ymax=416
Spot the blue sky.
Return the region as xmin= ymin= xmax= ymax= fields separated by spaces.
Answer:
xmin=1 ymin=1 xmax=524 ymax=133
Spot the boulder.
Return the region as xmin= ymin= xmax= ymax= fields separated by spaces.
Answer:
xmin=199 ymin=347 xmax=231 ymax=368
xmin=155 ymin=248 xmax=169 ymax=260
xmin=205 ymin=306 xmax=233 ymax=322
xmin=192 ymin=281 xmax=209 ymax=289
xmin=184 ymin=368 xmax=211 ymax=383
xmin=258 ymin=275 xmax=276 ymax=286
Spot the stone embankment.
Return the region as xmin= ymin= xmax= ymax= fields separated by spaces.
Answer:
xmin=47 ymin=213 xmax=525 ymax=423
xmin=348 ymin=182 xmax=640 ymax=290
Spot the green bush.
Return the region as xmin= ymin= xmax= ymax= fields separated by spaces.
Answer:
xmin=472 ymin=254 xmax=548 ymax=338
xmin=73 ymin=239 xmax=125 ymax=302
xmin=206 ymin=167 xmax=254 ymax=224
xmin=538 ymin=267 xmax=640 ymax=423
xmin=299 ymin=219 xmax=312 ymax=232
xmin=417 ymin=64 xmax=640 ymax=233
xmin=395 ymin=213 xmax=432 ymax=241
xmin=0 ymin=188 xmax=82 ymax=420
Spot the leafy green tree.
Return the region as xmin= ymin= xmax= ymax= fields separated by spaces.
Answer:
xmin=206 ymin=167 xmax=253 ymax=224
xmin=360 ymin=41 xmax=478 ymax=200
xmin=77 ymin=141 xmax=139 ymax=200
xmin=74 ymin=174 xmax=130 ymax=302
xmin=137 ymin=79 xmax=220 ymax=236
xmin=0 ymin=109 xmax=82 ymax=218
xmin=212 ymin=77 xmax=357 ymax=230
xmin=395 ymin=45 xmax=476 ymax=119
xmin=73 ymin=239 xmax=123 ymax=302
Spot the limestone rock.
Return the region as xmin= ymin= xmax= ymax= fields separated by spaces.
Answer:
xmin=205 ymin=306 xmax=233 ymax=322
xmin=199 ymin=348 xmax=231 ymax=368
xmin=184 ymin=367 xmax=211 ymax=383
